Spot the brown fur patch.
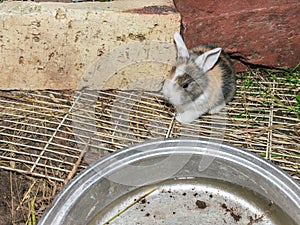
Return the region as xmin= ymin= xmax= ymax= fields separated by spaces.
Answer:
xmin=191 ymin=44 xmax=235 ymax=104
xmin=176 ymin=73 xmax=191 ymax=86
xmin=207 ymin=64 xmax=223 ymax=91
xmin=167 ymin=66 xmax=176 ymax=79
xmin=192 ymin=45 xmax=214 ymax=55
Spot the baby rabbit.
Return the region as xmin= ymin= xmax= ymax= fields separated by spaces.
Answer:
xmin=163 ymin=32 xmax=236 ymax=124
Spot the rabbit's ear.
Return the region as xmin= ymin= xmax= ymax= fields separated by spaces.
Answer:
xmin=174 ymin=32 xmax=189 ymax=60
xmin=195 ymin=48 xmax=222 ymax=73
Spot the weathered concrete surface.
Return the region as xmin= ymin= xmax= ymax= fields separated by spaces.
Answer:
xmin=0 ymin=0 xmax=180 ymax=90
xmin=175 ymin=0 xmax=300 ymax=71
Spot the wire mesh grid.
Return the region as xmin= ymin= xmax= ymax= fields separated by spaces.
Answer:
xmin=0 ymin=72 xmax=299 ymax=182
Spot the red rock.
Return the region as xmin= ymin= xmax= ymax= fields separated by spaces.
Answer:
xmin=124 ymin=5 xmax=177 ymax=14
xmin=174 ymin=0 xmax=300 ymax=71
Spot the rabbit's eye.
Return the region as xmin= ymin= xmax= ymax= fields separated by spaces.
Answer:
xmin=181 ymin=79 xmax=193 ymax=89
xmin=177 ymin=73 xmax=194 ymax=89
xmin=182 ymin=82 xmax=190 ymax=89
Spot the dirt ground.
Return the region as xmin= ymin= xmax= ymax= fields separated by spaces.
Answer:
xmin=0 ymin=170 xmax=12 ymax=225
xmin=0 ymin=169 xmax=63 ymax=225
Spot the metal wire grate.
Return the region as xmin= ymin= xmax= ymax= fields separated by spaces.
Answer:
xmin=0 ymin=72 xmax=299 ymax=182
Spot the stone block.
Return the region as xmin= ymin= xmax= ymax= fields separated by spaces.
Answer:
xmin=0 ymin=0 xmax=180 ymax=90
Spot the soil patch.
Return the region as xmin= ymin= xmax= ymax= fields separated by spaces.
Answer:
xmin=0 ymin=169 xmax=62 ymax=225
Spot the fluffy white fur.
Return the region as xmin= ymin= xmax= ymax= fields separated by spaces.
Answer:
xmin=175 ymin=92 xmax=210 ymax=123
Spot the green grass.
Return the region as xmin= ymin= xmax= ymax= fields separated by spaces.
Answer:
xmin=262 ymin=63 xmax=300 ymax=119
xmin=238 ymin=63 xmax=300 ymax=119
xmin=260 ymin=63 xmax=300 ymax=85
xmin=259 ymin=152 xmax=300 ymax=158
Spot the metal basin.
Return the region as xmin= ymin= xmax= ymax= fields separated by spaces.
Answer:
xmin=39 ymin=139 xmax=300 ymax=225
